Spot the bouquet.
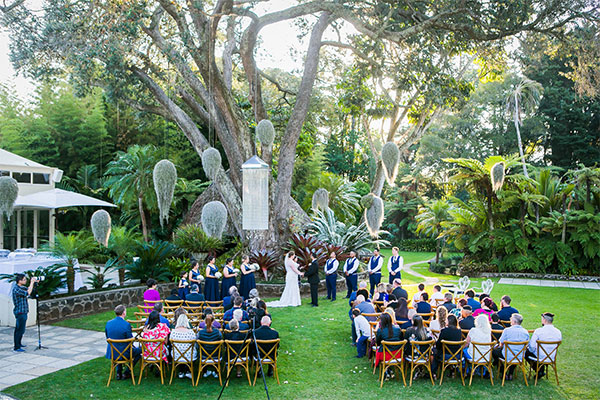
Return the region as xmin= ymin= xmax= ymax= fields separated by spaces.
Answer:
xmin=233 ymin=268 xmax=241 ymax=275
xmin=215 ymin=272 xmax=223 ymax=279
xmin=250 ymin=263 xmax=260 ymax=272
xmin=197 ymin=275 xmax=205 ymax=282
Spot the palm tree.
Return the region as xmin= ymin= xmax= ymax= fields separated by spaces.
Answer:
xmin=415 ymin=199 xmax=451 ymax=263
xmin=108 ymin=226 xmax=142 ymax=285
xmin=105 ymin=145 xmax=160 ymax=241
xmin=46 ymin=232 xmax=97 ymax=294
xmin=506 ymin=78 xmax=543 ymax=178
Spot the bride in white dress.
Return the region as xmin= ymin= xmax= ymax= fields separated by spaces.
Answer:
xmin=267 ymin=252 xmax=304 ymax=308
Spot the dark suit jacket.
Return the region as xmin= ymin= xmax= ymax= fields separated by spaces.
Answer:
xmin=253 ymin=325 xmax=279 ymax=357
xmin=459 ymin=315 xmax=475 ymax=330
xmin=186 ymin=292 xmax=205 ymax=303
xmin=105 ymin=317 xmax=133 ymax=359
xmin=392 ymin=287 xmax=408 ymax=300
xmin=306 ymin=259 xmax=320 ymax=285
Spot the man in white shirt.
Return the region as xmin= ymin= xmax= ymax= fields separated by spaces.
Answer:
xmin=324 ymin=252 xmax=339 ymax=301
xmin=412 ymin=283 xmax=426 ymax=304
xmin=352 ymin=309 xmax=372 ymax=358
xmin=367 ymin=249 xmax=383 ymax=296
xmin=527 ymin=312 xmax=562 ymax=379
xmin=387 ymin=247 xmax=403 ymax=283
xmin=343 ymin=251 xmax=359 ymax=298
xmin=429 ymin=284 xmax=444 ymax=306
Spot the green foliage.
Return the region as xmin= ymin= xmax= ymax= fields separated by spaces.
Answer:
xmin=123 ymin=241 xmax=180 ymax=283
xmin=153 ymin=159 xmax=177 ymax=227
xmin=173 ymin=224 xmax=224 ymax=255
xmin=201 ymin=201 xmax=228 ymax=239
xmin=163 ymin=257 xmax=190 ymax=283
xmin=85 ymin=259 xmax=117 ymax=290
xmin=90 ymin=209 xmax=111 ymax=247
xmin=0 ymin=264 xmax=66 ymax=299
xmin=301 ymin=172 xmax=361 ymax=223
xmin=395 ymin=238 xmax=438 ymax=252
xmin=0 ymin=176 xmax=18 ymax=220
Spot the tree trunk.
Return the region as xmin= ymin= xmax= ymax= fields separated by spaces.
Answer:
xmin=435 ymin=239 xmax=440 ymax=263
xmin=514 ymin=94 xmax=529 ymax=178
xmin=66 ymin=264 xmax=74 ymax=294
xmin=138 ymin=193 xmax=149 ymax=242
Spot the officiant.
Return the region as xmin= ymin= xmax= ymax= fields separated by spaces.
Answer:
xmin=306 ymin=252 xmax=320 ymax=307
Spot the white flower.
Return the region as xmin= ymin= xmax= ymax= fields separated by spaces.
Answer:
xmin=215 ymin=272 xmax=223 ymax=279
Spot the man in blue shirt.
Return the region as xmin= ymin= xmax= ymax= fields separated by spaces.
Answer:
xmin=11 ymin=274 xmax=37 ymax=352
xmin=223 ymin=296 xmax=249 ymax=322
xmin=492 ymin=313 xmax=530 ymax=381
xmin=105 ymin=304 xmax=141 ymax=380
xmin=497 ymin=295 xmax=519 ymax=322
xmin=465 ymin=289 xmax=481 ymax=310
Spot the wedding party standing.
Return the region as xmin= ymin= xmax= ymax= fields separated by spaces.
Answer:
xmin=220 ymin=258 xmax=239 ymax=299
xmin=177 ymin=270 xmax=189 ymax=300
xmin=305 ymin=252 xmax=320 ymax=307
xmin=368 ymin=249 xmax=383 ymax=296
xmin=343 ymin=251 xmax=359 ymax=298
xmin=239 ymin=254 xmax=256 ymax=299
xmin=388 ymin=247 xmax=403 ymax=283
xmin=189 ymin=260 xmax=203 ymax=292
xmin=267 ymin=252 xmax=303 ymax=307
xmin=204 ymin=256 xmax=220 ymax=301
xmin=325 ymin=252 xmax=339 ymax=301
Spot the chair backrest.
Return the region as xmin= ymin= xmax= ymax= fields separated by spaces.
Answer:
xmin=491 ymin=329 xmax=503 ymax=342
xmin=170 ymin=338 xmax=196 ymax=364
xmin=197 ymin=339 xmax=223 ymax=362
xmin=503 ymin=340 xmax=529 ymax=364
xmin=499 ymin=319 xmax=511 ymax=328
xmin=368 ymin=321 xmax=378 ymax=339
xmin=535 ymin=340 xmax=561 ymax=363
xmin=373 ymin=301 xmax=385 ymax=312
xmin=461 ymin=329 xmax=470 ymax=340
xmin=408 ymin=339 xmax=434 ymax=362
xmin=434 ymin=298 xmax=445 ymax=306
xmin=381 ymin=340 xmax=407 ymax=362
xmin=441 ymin=340 xmax=465 ymax=364
xmin=470 ymin=341 xmax=495 ymax=364
xmin=362 ymin=312 xmax=382 ymax=320
xmin=430 ymin=328 xmax=440 ymax=340
xmin=206 ymin=300 xmax=223 ymax=308
xmin=139 ymin=337 xmax=167 ymax=362
xmin=107 ymin=338 xmax=135 ymax=362
xmin=184 ymin=300 xmax=204 ymax=310
xmin=254 ymin=339 xmax=280 ymax=363
xmin=127 ymin=318 xmax=145 ymax=328
xmin=164 ymin=300 xmax=184 ymax=312
xmin=418 ymin=312 xmax=434 ymax=321
xmin=134 ymin=311 xmax=150 ymax=320
xmin=225 ymin=339 xmax=252 ymax=361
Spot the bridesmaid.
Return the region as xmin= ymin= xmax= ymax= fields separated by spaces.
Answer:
xmin=188 ymin=260 xmax=203 ymax=293
xmin=204 ymin=256 xmax=220 ymax=302
xmin=239 ymin=255 xmax=256 ymax=299
xmin=220 ymin=258 xmax=238 ymax=300
xmin=177 ymin=270 xmax=189 ymax=300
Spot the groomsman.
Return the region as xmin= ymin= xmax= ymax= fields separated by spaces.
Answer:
xmin=325 ymin=252 xmax=339 ymax=301
xmin=368 ymin=249 xmax=383 ymax=296
xmin=343 ymin=251 xmax=359 ymax=298
xmin=388 ymin=246 xmax=403 ymax=284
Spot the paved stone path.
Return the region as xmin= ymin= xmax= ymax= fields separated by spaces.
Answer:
xmin=402 ymin=259 xmax=440 ymax=285
xmin=498 ymin=277 xmax=600 ymax=289
xmin=0 ymin=325 xmax=105 ymax=391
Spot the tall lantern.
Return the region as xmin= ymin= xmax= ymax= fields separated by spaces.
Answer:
xmin=242 ymin=155 xmax=269 ymax=230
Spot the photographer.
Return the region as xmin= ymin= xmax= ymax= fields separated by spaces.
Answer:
xmin=12 ymin=273 xmax=38 ymax=352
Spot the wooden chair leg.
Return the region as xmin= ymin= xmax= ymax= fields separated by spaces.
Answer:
xmin=521 ymin=363 xmax=528 ymax=386
xmin=107 ymin=364 xmax=114 ymax=387
xmin=400 ymin=362 xmax=406 ymax=386
xmin=459 ymin=363 xmax=465 ymax=386
xmin=427 ymin=364 xmax=435 ymax=386
xmin=469 ymin=362 xmax=475 ymax=386
xmin=169 ymin=362 xmax=176 ymax=385
xmin=137 ymin=361 xmax=144 ymax=385
xmin=274 ymin=363 xmax=280 ymax=384
xmin=409 ymin=363 xmax=414 ymax=386
xmin=488 ymin=364 xmax=494 ymax=386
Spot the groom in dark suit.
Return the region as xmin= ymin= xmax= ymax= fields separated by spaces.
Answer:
xmin=306 ymin=252 xmax=320 ymax=307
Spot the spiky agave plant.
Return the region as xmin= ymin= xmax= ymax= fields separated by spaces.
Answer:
xmin=381 ymin=141 xmax=400 ymax=185
xmin=490 ymin=162 xmax=505 ymax=192
xmin=201 ymin=201 xmax=228 ymax=239
xmin=311 ymin=188 xmax=329 ymax=211
xmin=91 ymin=209 xmax=112 ymax=247
xmin=153 ymin=159 xmax=177 ymax=227
xmin=256 ymin=119 xmax=275 ymax=147
xmin=0 ymin=176 xmax=18 ymax=220
xmin=364 ymin=194 xmax=384 ymax=237
xmin=201 ymin=147 xmax=222 ymax=180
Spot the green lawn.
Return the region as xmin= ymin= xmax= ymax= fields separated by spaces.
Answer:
xmin=4 ymin=253 xmax=600 ymax=399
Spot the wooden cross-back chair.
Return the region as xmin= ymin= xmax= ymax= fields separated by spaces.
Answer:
xmin=141 ymin=300 xmax=161 ymax=312
xmin=134 ymin=311 xmax=150 ymax=321
xmin=434 ymin=298 xmax=445 ymax=307
xmin=372 ymin=301 xmax=386 ymax=312
xmin=164 ymin=300 xmax=184 ymax=312
xmin=169 ymin=339 xmax=197 ymax=385
xmin=528 ymin=340 xmax=561 ymax=386
xmin=253 ymin=339 xmax=281 ymax=386
xmin=196 ymin=340 xmax=224 ymax=386
xmin=224 ymin=339 xmax=253 ymax=386
xmin=138 ymin=337 xmax=167 ymax=385
xmin=498 ymin=340 xmax=529 ymax=386
xmin=184 ymin=300 xmax=205 ymax=313
xmin=378 ymin=340 xmax=407 ymax=387
xmin=106 ymin=338 xmax=137 ymax=386
xmin=439 ymin=340 xmax=466 ymax=385
xmin=499 ymin=319 xmax=511 ymax=328
xmin=405 ymin=339 xmax=435 ymax=386
xmin=461 ymin=329 xmax=470 ymax=340
xmin=491 ymin=329 xmax=504 ymax=342
xmin=468 ymin=341 xmax=496 ymax=386
xmin=418 ymin=312 xmax=434 ymax=325
xmin=367 ymin=320 xmax=379 ymax=371
xmin=430 ymin=328 xmax=441 ymax=341
xmin=205 ymin=300 xmax=223 ymax=309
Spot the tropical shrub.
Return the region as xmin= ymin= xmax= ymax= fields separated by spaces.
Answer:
xmin=395 ymin=238 xmax=438 ymax=252
xmin=85 ymin=258 xmax=117 ymax=290
xmin=123 ymin=240 xmax=180 ymax=282
xmin=249 ymin=249 xmax=280 ymax=281
xmin=173 ymin=224 xmax=224 ymax=255
xmin=0 ymin=264 xmax=66 ymax=299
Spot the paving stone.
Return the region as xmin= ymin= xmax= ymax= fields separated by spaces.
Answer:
xmin=20 ymin=365 xmax=61 ymax=377
xmin=0 ymin=362 xmax=39 ymax=373
xmin=568 ymin=281 xmax=586 ymax=288
xmin=45 ymin=359 xmax=79 ymax=369
xmin=0 ymin=373 xmax=39 ymax=386
xmin=583 ymin=282 xmax=600 ymax=289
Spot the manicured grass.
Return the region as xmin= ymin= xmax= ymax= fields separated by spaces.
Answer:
xmin=5 ymin=253 xmax=600 ymax=399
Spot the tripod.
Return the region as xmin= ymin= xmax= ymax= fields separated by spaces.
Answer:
xmin=32 ymin=282 xmax=47 ymax=350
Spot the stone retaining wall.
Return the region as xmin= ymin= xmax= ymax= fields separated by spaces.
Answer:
xmin=38 ymin=277 xmax=350 ymax=323
xmin=475 ymin=272 xmax=600 ymax=282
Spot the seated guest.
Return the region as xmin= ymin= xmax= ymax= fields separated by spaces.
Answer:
xmin=459 ymin=305 xmax=475 ymax=330
xmin=441 ymin=292 xmax=456 ymax=312
xmin=170 ymin=314 xmax=197 ymax=379
xmin=412 ymin=283 xmax=426 ymax=304
xmin=400 ymin=309 xmax=416 ymax=330
xmin=353 ymin=309 xmax=372 ymax=358
xmin=357 ymin=285 xmax=370 ymax=303
xmin=141 ymin=310 xmax=170 ymax=362
xmin=197 ymin=308 xmax=221 ymax=330
xmin=429 ymin=285 xmax=444 ymax=306
xmin=479 ymin=293 xmax=498 ymax=311
xmin=186 ymin=284 xmax=205 ymax=306
xmin=224 ymin=319 xmax=248 ymax=378
xmin=251 ymin=300 xmax=270 ymax=328
xmin=490 ymin=313 xmax=504 ymax=341
xmin=429 ymin=305 xmax=448 ymax=335
xmin=223 ymin=296 xmax=249 ymax=322
xmin=527 ymin=312 xmax=562 ymax=379
xmin=253 ymin=316 xmax=279 ymax=377
xmin=105 ymin=305 xmax=141 ymax=380
xmin=473 ymin=297 xmax=495 ymax=320
xmin=391 ymin=279 xmax=408 ymax=300
xmin=492 ymin=313 xmax=530 ymax=380
xmin=405 ymin=314 xmax=432 ymax=357
xmin=465 ymin=315 xmax=492 ymax=361
xmin=143 ymin=279 xmax=161 ymax=312
xmin=384 ymin=307 xmax=397 ymax=325
xmin=197 ymin=314 xmax=223 ymax=379
xmin=415 ymin=292 xmax=432 ymax=315
xmin=244 ymin=288 xmax=260 ymax=309
xmin=226 ymin=309 xmax=249 ymax=331
xmin=432 ymin=314 xmax=462 ymax=377
xmin=166 ymin=288 xmax=182 ymax=302
xmin=349 ymin=281 xmax=369 ymax=306
xmin=451 ymin=298 xmax=467 ymax=319
xmin=465 ymin=289 xmax=481 ymax=310
xmin=373 ymin=283 xmax=388 ymax=302
xmin=497 ymin=295 xmax=519 ymax=322
xmin=375 ymin=313 xmax=403 ymax=370
xmin=354 ymin=295 xmax=376 ymax=320
xmin=145 ymin=302 xmax=171 ymax=328
xmin=223 ymin=286 xmax=240 ymax=311
xmin=394 ymin=298 xmax=410 ymax=327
